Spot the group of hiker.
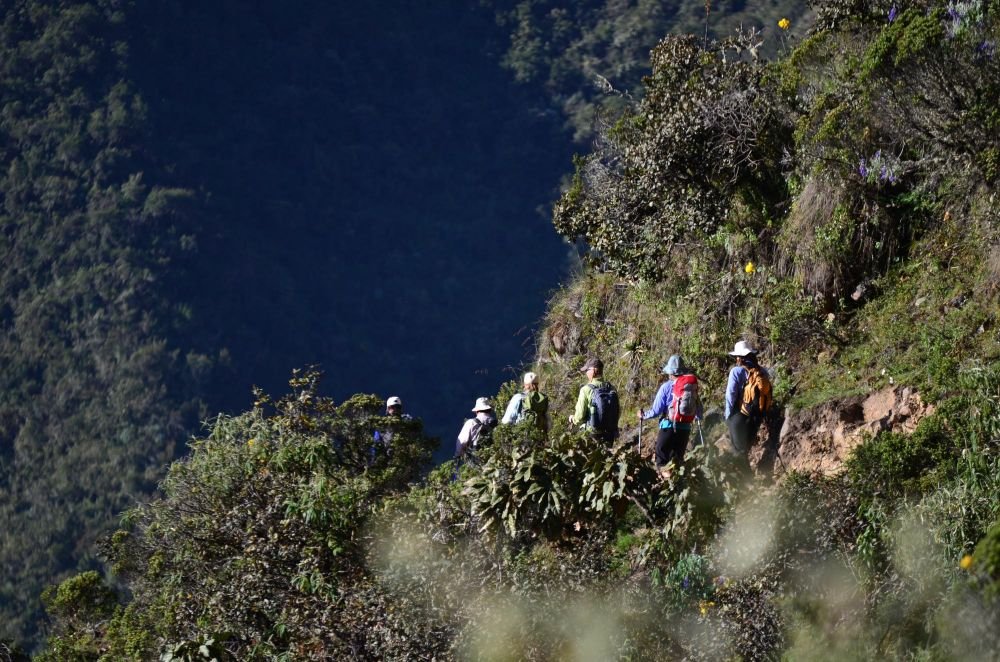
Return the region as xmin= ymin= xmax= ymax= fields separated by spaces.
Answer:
xmin=380 ymin=339 xmax=772 ymax=474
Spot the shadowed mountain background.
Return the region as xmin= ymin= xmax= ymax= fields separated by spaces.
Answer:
xmin=0 ymin=0 xmax=809 ymax=648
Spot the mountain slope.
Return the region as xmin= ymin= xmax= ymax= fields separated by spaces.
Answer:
xmin=35 ymin=2 xmax=1000 ymax=660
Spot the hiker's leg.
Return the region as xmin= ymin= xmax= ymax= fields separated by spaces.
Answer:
xmin=727 ymin=414 xmax=752 ymax=457
xmin=654 ymin=428 xmax=673 ymax=469
xmin=671 ymin=428 xmax=692 ymax=465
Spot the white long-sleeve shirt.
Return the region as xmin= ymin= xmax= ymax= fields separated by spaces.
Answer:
xmin=456 ymin=412 xmax=493 ymax=457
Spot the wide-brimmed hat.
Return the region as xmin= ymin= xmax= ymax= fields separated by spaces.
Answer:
xmin=386 ymin=396 xmax=403 ymax=408
xmin=472 ymin=397 xmax=493 ymax=412
xmin=662 ymin=355 xmax=685 ymax=376
xmin=523 ymin=371 xmax=539 ymax=385
xmin=728 ymin=341 xmax=757 ymax=357
xmin=580 ymin=357 xmax=603 ymax=373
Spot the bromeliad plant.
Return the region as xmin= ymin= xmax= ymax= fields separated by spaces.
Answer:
xmin=464 ymin=428 xmax=590 ymax=539
xmin=464 ymin=425 xmax=725 ymax=540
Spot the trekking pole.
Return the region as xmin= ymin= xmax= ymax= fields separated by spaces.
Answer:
xmin=638 ymin=415 xmax=643 ymax=455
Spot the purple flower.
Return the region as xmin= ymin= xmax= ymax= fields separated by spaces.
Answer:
xmin=888 ymin=5 xmax=897 ymax=22
xmin=682 ymin=577 xmax=691 ymax=589
xmin=859 ymin=160 xmax=869 ymax=179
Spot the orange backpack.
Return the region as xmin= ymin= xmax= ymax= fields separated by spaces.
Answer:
xmin=739 ymin=366 xmax=772 ymax=422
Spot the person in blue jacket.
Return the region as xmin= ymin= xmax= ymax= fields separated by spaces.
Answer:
xmin=637 ymin=355 xmax=699 ymax=476
xmin=724 ymin=340 xmax=767 ymax=460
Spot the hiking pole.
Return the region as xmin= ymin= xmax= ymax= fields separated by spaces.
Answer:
xmin=638 ymin=414 xmax=643 ymax=455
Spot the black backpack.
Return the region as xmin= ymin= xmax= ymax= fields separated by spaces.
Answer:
xmin=587 ymin=382 xmax=620 ymax=442
xmin=475 ymin=413 xmax=498 ymax=442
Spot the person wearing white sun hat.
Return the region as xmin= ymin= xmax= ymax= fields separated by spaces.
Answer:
xmin=455 ymin=397 xmax=497 ymax=458
xmin=372 ymin=395 xmax=412 ymax=462
xmin=724 ymin=340 xmax=773 ymax=462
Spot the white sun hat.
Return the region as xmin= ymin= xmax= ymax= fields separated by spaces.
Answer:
xmin=386 ymin=396 xmax=403 ymax=408
xmin=471 ymin=397 xmax=493 ymax=412
xmin=729 ymin=340 xmax=757 ymax=357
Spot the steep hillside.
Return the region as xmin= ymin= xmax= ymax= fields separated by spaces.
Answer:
xmin=35 ymin=1 xmax=1000 ymax=660
xmin=0 ymin=2 xmax=205 ymax=644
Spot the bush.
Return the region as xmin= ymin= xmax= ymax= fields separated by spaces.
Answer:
xmin=43 ymin=370 xmax=442 ymax=660
xmin=553 ymin=31 xmax=788 ymax=281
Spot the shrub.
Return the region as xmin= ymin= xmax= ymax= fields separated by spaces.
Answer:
xmin=43 ymin=370 xmax=441 ymax=660
xmin=553 ymin=31 xmax=788 ymax=282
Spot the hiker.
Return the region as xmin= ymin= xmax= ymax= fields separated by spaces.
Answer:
xmin=372 ymin=395 xmax=410 ymax=459
xmin=455 ymin=397 xmax=497 ymax=458
xmin=724 ymin=341 xmax=773 ymax=461
xmin=637 ymin=354 xmax=701 ymax=475
xmin=570 ymin=357 xmax=620 ymax=443
xmin=501 ymin=371 xmax=549 ymax=433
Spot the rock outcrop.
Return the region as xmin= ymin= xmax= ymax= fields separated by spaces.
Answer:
xmin=751 ymin=386 xmax=935 ymax=476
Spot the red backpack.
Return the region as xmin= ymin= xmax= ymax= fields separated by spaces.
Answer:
xmin=669 ymin=374 xmax=699 ymax=424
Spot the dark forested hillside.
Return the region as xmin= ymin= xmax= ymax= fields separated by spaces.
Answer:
xmin=0 ymin=1 xmax=205 ymax=644
xmin=120 ymin=0 xmax=573 ymax=428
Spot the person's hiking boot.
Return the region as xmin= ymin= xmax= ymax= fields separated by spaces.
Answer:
xmin=658 ymin=465 xmax=673 ymax=481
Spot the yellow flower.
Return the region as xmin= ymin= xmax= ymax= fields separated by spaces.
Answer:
xmin=960 ymin=554 xmax=974 ymax=570
xmin=247 ymin=438 xmax=256 ymax=447
xmin=744 ymin=261 xmax=756 ymax=274
xmin=778 ymin=18 xmax=791 ymax=30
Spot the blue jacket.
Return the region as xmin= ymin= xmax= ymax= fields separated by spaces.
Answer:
xmin=725 ymin=359 xmax=760 ymax=419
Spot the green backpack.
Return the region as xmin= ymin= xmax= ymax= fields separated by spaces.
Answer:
xmin=520 ymin=391 xmax=549 ymax=432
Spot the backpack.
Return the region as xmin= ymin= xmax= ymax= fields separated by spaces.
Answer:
xmin=471 ymin=414 xmax=498 ymax=449
xmin=669 ymin=374 xmax=699 ymax=424
xmin=739 ymin=366 xmax=773 ymax=423
xmin=519 ymin=391 xmax=549 ymax=432
xmin=587 ymin=382 xmax=620 ymax=442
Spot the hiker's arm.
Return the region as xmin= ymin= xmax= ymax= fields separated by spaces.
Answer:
xmin=501 ymin=394 xmax=521 ymax=425
xmin=571 ymin=385 xmax=589 ymax=425
xmin=455 ymin=419 xmax=474 ymax=456
xmin=642 ymin=382 xmax=670 ymax=420
xmin=724 ymin=367 xmax=744 ymax=419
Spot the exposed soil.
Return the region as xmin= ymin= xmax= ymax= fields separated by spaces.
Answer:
xmin=748 ymin=385 xmax=935 ymax=476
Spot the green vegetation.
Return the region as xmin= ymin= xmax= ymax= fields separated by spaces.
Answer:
xmin=44 ymin=364 xmax=1000 ymax=658
xmin=3 ymin=0 xmax=810 ymax=648
xmin=40 ymin=371 xmax=438 ymax=660
xmin=545 ymin=0 xmax=1000 ymax=408
xmin=486 ymin=0 xmax=811 ymax=140
xmin=9 ymin=0 xmax=1000 ymax=658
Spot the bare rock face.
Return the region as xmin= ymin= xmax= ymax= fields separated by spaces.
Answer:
xmin=756 ymin=386 xmax=934 ymax=476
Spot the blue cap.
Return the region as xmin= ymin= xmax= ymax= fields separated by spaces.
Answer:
xmin=662 ymin=355 xmax=685 ymax=376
